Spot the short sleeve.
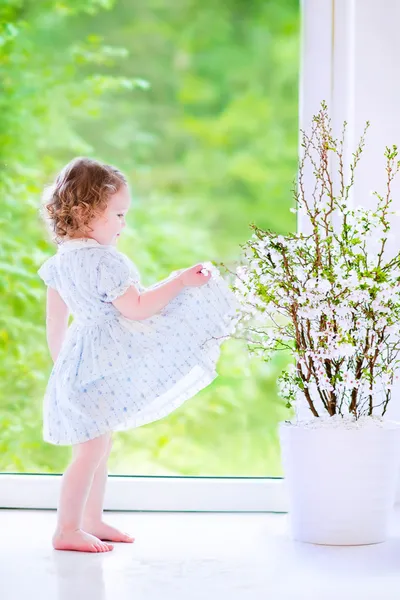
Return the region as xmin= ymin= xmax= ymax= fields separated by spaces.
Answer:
xmin=97 ymin=251 xmax=138 ymax=302
xmin=38 ymin=257 xmax=57 ymax=289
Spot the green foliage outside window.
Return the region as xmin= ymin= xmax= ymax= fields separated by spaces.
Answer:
xmin=0 ymin=0 xmax=299 ymax=475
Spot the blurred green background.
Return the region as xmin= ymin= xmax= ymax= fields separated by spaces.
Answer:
xmin=0 ymin=0 xmax=298 ymax=475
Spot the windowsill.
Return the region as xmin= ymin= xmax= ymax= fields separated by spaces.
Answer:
xmin=0 ymin=474 xmax=287 ymax=511
xmin=2 ymin=507 xmax=400 ymax=598
xmin=2 ymin=473 xmax=400 ymax=513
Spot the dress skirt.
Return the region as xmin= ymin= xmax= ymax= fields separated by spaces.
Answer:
xmin=43 ymin=261 xmax=240 ymax=445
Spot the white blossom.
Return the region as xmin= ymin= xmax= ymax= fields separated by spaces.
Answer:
xmin=233 ymin=108 xmax=400 ymax=419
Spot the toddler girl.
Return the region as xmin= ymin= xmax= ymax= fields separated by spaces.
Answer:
xmin=38 ymin=157 xmax=240 ymax=553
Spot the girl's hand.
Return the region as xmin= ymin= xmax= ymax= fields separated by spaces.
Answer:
xmin=179 ymin=264 xmax=212 ymax=287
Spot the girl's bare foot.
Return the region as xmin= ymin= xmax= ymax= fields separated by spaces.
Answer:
xmin=52 ymin=528 xmax=114 ymax=552
xmin=83 ymin=520 xmax=135 ymax=543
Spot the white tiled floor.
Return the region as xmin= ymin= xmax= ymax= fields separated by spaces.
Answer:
xmin=2 ymin=509 xmax=400 ymax=599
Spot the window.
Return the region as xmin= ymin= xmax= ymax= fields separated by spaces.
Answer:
xmin=0 ymin=0 xmax=301 ymax=510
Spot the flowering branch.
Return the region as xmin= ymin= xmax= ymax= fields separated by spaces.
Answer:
xmin=225 ymin=101 xmax=400 ymax=419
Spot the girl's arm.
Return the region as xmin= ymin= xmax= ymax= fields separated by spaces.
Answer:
xmin=113 ymin=264 xmax=211 ymax=320
xmin=45 ymin=287 xmax=70 ymax=362
xmin=113 ymin=275 xmax=185 ymax=321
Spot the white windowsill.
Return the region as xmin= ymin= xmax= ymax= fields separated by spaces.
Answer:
xmin=0 ymin=474 xmax=287 ymax=512
xmin=2 ymin=473 xmax=400 ymax=512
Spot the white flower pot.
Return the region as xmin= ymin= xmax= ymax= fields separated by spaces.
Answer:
xmin=279 ymin=419 xmax=400 ymax=545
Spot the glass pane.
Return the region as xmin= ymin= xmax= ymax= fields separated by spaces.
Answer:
xmin=0 ymin=0 xmax=299 ymax=476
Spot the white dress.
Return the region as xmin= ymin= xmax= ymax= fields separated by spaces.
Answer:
xmin=38 ymin=238 xmax=240 ymax=445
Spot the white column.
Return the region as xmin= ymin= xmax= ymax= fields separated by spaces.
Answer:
xmin=345 ymin=0 xmax=400 ymax=215
xmin=301 ymin=0 xmax=400 ymax=218
xmin=301 ymin=0 xmax=400 ymax=209
xmin=298 ymin=0 xmax=400 ymax=422
xmin=297 ymin=0 xmax=335 ymax=238
xmin=348 ymin=1 xmax=400 ymax=426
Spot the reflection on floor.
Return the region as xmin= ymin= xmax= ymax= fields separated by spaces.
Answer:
xmin=2 ymin=508 xmax=400 ymax=599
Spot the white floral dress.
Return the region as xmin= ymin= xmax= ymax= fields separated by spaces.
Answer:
xmin=37 ymin=238 xmax=240 ymax=445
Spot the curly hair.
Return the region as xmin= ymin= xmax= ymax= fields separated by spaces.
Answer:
xmin=40 ymin=157 xmax=127 ymax=242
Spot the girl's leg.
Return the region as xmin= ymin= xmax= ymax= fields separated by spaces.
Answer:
xmin=82 ymin=434 xmax=135 ymax=543
xmin=80 ymin=434 xmax=112 ymax=526
xmin=52 ymin=432 xmax=114 ymax=553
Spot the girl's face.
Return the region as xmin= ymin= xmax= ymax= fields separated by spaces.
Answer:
xmin=86 ymin=184 xmax=131 ymax=246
